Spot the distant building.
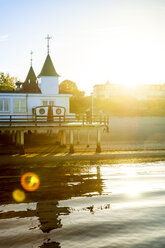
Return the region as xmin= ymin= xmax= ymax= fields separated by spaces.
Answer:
xmin=136 ymin=84 xmax=165 ymax=100
xmin=93 ymin=81 xmax=165 ymax=100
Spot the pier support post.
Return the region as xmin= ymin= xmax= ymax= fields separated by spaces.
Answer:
xmin=69 ymin=130 xmax=74 ymax=153
xmin=54 ymin=130 xmax=58 ymax=143
xmin=19 ymin=131 xmax=25 ymax=154
xmin=16 ymin=131 xmax=25 ymax=154
xmin=77 ymin=130 xmax=80 ymax=144
xmin=96 ymin=128 xmax=101 ymax=153
xmin=20 ymin=131 xmax=25 ymax=154
xmin=49 ymin=129 xmax=53 ymax=136
xmin=57 ymin=130 xmax=62 ymax=145
xmin=16 ymin=131 xmax=20 ymax=147
xmin=5 ymin=131 xmax=10 ymax=137
xmin=12 ymin=131 xmax=16 ymax=143
xmin=87 ymin=130 xmax=90 ymax=148
xmin=61 ymin=130 xmax=66 ymax=147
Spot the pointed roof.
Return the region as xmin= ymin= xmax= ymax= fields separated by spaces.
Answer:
xmin=25 ymin=66 xmax=37 ymax=83
xmin=38 ymin=54 xmax=59 ymax=77
xmin=23 ymin=66 xmax=41 ymax=93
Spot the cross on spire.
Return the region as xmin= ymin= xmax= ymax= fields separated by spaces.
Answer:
xmin=45 ymin=34 xmax=52 ymax=54
xmin=30 ymin=51 xmax=33 ymax=66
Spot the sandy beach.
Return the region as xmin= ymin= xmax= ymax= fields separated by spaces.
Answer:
xmin=1 ymin=150 xmax=165 ymax=167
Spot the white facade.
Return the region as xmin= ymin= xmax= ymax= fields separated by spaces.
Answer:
xmin=39 ymin=76 xmax=59 ymax=95
xmin=0 ymin=93 xmax=70 ymax=116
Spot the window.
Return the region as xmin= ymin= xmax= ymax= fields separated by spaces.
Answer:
xmin=4 ymin=100 xmax=9 ymax=111
xmin=49 ymin=100 xmax=54 ymax=105
xmin=42 ymin=100 xmax=48 ymax=106
xmin=14 ymin=100 xmax=19 ymax=112
xmin=14 ymin=99 xmax=26 ymax=112
xmin=0 ymin=99 xmax=10 ymax=112
xmin=42 ymin=100 xmax=55 ymax=106
xmin=0 ymin=100 xmax=3 ymax=111
xmin=20 ymin=100 xmax=26 ymax=112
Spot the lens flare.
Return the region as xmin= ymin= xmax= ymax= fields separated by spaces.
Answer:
xmin=21 ymin=172 xmax=40 ymax=191
xmin=12 ymin=189 xmax=25 ymax=202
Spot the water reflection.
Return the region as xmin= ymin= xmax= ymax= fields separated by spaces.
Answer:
xmin=0 ymin=164 xmax=103 ymax=247
xmin=39 ymin=241 xmax=61 ymax=248
xmin=1 ymin=162 xmax=165 ymax=247
xmin=37 ymin=201 xmax=70 ymax=233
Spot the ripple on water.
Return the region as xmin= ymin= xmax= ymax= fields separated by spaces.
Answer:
xmin=0 ymin=161 xmax=165 ymax=247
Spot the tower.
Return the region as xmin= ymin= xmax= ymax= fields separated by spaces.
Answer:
xmin=23 ymin=51 xmax=41 ymax=93
xmin=38 ymin=35 xmax=59 ymax=95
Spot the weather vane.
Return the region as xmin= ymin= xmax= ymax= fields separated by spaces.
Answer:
xmin=45 ymin=34 xmax=52 ymax=54
xmin=30 ymin=51 xmax=33 ymax=66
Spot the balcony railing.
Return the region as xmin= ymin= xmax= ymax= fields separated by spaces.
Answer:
xmin=0 ymin=114 xmax=110 ymax=127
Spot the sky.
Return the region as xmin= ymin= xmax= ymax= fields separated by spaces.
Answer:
xmin=1 ymin=0 xmax=165 ymax=95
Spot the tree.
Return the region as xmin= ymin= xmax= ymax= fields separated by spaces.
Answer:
xmin=0 ymin=72 xmax=16 ymax=91
xmin=70 ymin=96 xmax=91 ymax=114
xmin=59 ymin=80 xmax=84 ymax=97
xmin=59 ymin=80 xmax=87 ymax=114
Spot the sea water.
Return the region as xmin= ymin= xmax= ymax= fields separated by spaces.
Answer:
xmin=0 ymin=161 xmax=165 ymax=248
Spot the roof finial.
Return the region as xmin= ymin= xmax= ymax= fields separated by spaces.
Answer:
xmin=45 ymin=34 xmax=52 ymax=54
xmin=30 ymin=50 xmax=33 ymax=66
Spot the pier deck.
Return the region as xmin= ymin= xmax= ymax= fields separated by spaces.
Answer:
xmin=0 ymin=114 xmax=110 ymax=154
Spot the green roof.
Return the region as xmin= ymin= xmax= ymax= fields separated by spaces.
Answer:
xmin=25 ymin=66 xmax=37 ymax=83
xmin=38 ymin=54 xmax=59 ymax=77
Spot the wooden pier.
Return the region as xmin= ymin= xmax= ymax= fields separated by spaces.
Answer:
xmin=0 ymin=114 xmax=110 ymax=154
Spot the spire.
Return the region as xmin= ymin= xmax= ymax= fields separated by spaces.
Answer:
xmin=30 ymin=51 xmax=33 ymax=66
xmin=24 ymin=66 xmax=41 ymax=93
xmin=25 ymin=66 xmax=37 ymax=83
xmin=24 ymin=51 xmax=36 ymax=83
xmin=38 ymin=54 xmax=59 ymax=77
xmin=23 ymin=53 xmax=41 ymax=93
xmin=45 ymin=34 xmax=51 ymax=55
xmin=38 ymin=35 xmax=59 ymax=77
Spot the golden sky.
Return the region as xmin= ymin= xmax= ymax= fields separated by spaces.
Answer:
xmin=1 ymin=0 xmax=165 ymax=94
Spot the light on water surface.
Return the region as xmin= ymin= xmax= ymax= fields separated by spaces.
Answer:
xmin=125 ymin=184 xmax=141 ymax=197
xmin=122 ymin=167 xmax=137 ymax=177
xmin=122 ymin=168 xmax=140 ymax=196
xmin=2 ymin=162 xmax=165 ymax=247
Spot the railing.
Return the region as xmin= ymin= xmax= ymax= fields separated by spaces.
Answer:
xmin=0 ymin=114 xmax=110 ymax=127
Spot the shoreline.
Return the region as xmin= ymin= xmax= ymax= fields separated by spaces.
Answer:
xmin=1 ymin=150 xmax=165 ymax=166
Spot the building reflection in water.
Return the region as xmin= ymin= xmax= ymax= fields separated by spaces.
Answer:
xmin=0 ymin=164 xmax=103 ymax=247
xmin=39 ymin=241 xmax=61 ymax=248
xmin=37 ymin=201 xmax=70 ymax=233
xmin=36 ymin=165 xmax=103 ymax=234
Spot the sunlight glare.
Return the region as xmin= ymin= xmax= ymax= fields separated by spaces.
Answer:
xmin=126 ymin=185 xmax=141 ymax=197
xmin=122 ymin=167 xmax=137 ymax=177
